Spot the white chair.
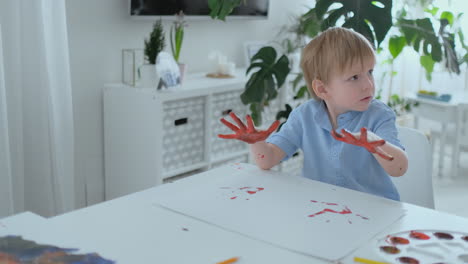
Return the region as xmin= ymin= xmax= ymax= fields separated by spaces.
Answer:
xmin=391 ymin=126 xmax=435 ymax=209
xmin=429 ymin=103 xmax=468 ymax=178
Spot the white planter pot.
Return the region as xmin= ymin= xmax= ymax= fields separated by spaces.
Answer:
xmin=138 ymin=64 xmax=158 ymax=88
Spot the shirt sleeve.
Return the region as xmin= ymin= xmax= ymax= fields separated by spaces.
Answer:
xmin=266 ymin=107 xmax=302 ymax=160
xmin=373 ymin=108 xmax=405 ymax=151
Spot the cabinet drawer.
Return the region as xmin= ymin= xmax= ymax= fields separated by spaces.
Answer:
xmin=162 ymin=96 xmax=206 ymax=171
xmin=211 ymin=90 xmax=247 ymax=156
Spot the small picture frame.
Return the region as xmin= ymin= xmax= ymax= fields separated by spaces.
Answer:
xmin=243 ymin=41 xmax=267 ymax=67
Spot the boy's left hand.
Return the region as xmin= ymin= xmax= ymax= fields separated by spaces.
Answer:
xmin=331 ymin=127 xmax=394 ymax=161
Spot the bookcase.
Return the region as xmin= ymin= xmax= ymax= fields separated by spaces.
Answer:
xmin=103 ymin=69 xmax=305 ymax=200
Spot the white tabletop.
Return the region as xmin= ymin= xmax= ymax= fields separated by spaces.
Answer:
xmin=2 ymin=164 xmax=468 ymax=264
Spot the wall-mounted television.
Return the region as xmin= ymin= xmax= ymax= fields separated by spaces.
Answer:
xmin=130 ymin=0 xmax=269 ymax=19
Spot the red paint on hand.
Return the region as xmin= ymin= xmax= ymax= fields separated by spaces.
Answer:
xmin=218 ymin=112 xmax=280 ymax=144
xmin=331 ymin=127 xmax=394 ymax=161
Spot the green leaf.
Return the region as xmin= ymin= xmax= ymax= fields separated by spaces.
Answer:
xmin=426 ymin=7 xmax=439 ymax=16
xmin=241 ymin=46 xmax=291 ymax=125
xmin=440 ymin=11 xmax=454 ymax=26
xmin=314 ymin=0 xmax=393 ymax=47
xmin=249 ymin=103 xmax=263 ymax=126
xmin=389 ymin=36 xmax=406 ymax=59
xmin=398 ymin=18 xmax=442 ymax=62
xmin=301 ymin=8 xmax=322 ymax=38
xmin=250 ymin=47 xmax=277 ymax=65
xmin=208 ymin=0 xmax=242 ymax=21
xmin=420 ymin=55 xmax=435 ymax=81
xmin=294 ymin=85 xmax=309 ymax=99
xmin=241 ymin=71 xmax=266 ymax=104
xmin=271 ymin=55 xmax=290 ymax=88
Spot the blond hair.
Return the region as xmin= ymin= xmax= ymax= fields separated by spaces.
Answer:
xmin=300 ymin=27 xmax=376 ymax=99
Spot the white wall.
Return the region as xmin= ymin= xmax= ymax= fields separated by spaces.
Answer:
xmin=65 ymin=0 xmax=312 ymax=206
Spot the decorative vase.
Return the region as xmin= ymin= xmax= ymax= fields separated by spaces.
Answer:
xmin=138 ymin=64 xmax=158 ymax=88
xmin=178 ymin=63 xmax=187 ymax=84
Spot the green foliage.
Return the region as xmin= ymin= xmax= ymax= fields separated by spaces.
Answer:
xmin=208 ymin=0 xmax=243 ymax=21
xmin=170 ymin=11 xmax=187 ymax=63
xmin=389 ymin=36 xmax=406 ymax=59
xmin=387 ymin=94 xmax=419 ymax=117
xmin=240 ymin=47 xmax=290 ymax=125
xmin=314 ymin=0 xmax=393 ymax=48
xmin=144 ymin=20 xmax=166 ymax=64
xmin=392 ymin=7 xmax=467 ymax=81
xmin=208 ymin=0 xmax=468 ymax=122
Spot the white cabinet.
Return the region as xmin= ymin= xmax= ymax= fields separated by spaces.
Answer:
xmin=103 ymin=71 xmax=250 ymax=200
xmin=103 ymin=70 xmax=308 ymax=200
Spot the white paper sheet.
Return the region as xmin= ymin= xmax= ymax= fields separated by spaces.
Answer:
xmin=152 ymin=163 xmax=406 ymax=260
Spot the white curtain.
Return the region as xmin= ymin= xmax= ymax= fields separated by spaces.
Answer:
xmin=0 ymin=25 xmax=14 ymax=218
xmin=0 ymin=0 xmax=75 ymax=217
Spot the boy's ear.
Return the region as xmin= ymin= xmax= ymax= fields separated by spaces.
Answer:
xmin=312 ymin=79 xmax=328 ymax=100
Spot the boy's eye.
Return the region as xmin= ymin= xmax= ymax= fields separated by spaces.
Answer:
xmin=350 ymin=75 xmax=359 ymax=80
xmin=368 ymin=69 xmax=374 ymax=75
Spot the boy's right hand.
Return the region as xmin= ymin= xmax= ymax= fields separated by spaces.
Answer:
xmin=218 ymin=112 xmax=280 ymax=144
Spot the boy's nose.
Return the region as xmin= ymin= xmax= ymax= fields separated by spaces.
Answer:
xmin=363 ymin=75 xmax=374 ymax=90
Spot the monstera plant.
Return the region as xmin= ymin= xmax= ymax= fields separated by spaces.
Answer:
xmin=241 ymin=47 xmax=290 ymax=125
xmin=209 ymin=0 xmax=468 ymax=120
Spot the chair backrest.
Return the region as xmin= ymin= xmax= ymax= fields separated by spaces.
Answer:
xmin=392 ymin=126 xmax=435 ymax=209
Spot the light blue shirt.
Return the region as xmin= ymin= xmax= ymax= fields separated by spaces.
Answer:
xmin=266 ymin=99 xmax=404 ymax=201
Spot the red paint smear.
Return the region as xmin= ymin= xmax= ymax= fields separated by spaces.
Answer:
xmin=380 ymin=246 xmax=400 ymax=254
xmin=247 ymin=191 xmax=257 ymax=194
xmin=308 ymin=206 xmax=352 ymax=217
xmin=324 ymin=202 xmax=338 ymax=205
xmin=230 ymin=196 xmax=237 ymax=199
xmin=433 ymin=232 xmax=454 ymax=240
xmin=410 ymin=231 xmax=430 ymax=240
xmin=239 ymin=187 xmax=250 ymax=190
xmin=397 ymin=257 xmax=419 ymax=264
xmin=257 ymin=154 xmax=265 ymax=159
xmin=387 ymin=236 xmax=410 ymax=245
xmin=257 ymin=187 xmax=264 ymax=191
xmin=355 ymin=214 xmax=369 ymax=220
xmin=310 ymin=200 xmax=318 ymax=203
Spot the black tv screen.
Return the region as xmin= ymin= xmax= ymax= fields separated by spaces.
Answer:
xmin=130 ymin=0 xmax=269 ymax=18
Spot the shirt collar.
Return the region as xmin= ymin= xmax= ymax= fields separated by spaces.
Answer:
xmin=313 ymin=100 xmax=361 ymax=131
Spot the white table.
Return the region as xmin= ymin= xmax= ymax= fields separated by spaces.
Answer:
xmin=406 ymin=90 xmax=468 ymax=179
xmin=2 ymin=164 xmax=468 ymax=263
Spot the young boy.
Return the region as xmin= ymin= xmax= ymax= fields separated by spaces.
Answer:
xmin=219 ymin=27 xmax=408 ymax=201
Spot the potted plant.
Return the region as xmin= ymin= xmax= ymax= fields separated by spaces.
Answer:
xmin=240 ymin=46 xmax=290 ymax=126
xmin=210 ymin=0 xmax=468 ymax=123
xmin=170 ymin=11 xmax=188 ymax=82
xmin=139 ymin=19 xmax=165 ymax=87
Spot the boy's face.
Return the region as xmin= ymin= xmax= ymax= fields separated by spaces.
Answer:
xmin=323 ymin=57 xmax=375 ymax=115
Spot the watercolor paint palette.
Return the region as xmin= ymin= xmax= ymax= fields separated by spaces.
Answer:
xmin=376 ymin=230 xmax=468 ymax=264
